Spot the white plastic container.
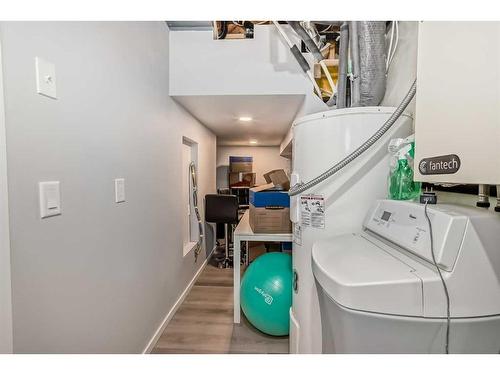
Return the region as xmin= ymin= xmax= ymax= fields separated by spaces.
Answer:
xmin=290 ymin=107 xmax=412 ymax=353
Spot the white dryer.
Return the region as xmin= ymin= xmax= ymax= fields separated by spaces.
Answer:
xmin=312 ymin=199 xmax=500 ymax=353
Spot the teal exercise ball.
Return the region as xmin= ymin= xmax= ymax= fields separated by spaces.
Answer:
xmin=240 ymin=252 xmax=292 ymax=336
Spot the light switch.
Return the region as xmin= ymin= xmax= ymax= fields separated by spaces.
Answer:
xmin=39 ymin=181 xmax=61 ymax=218
xmin=115 ymin=178 xmax=125 ymax=203
xmin=35 ymin=57 xmax=57 ymax=99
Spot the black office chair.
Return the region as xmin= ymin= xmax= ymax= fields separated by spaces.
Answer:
xmin=205 ymin=194 xmax=239 ymax=268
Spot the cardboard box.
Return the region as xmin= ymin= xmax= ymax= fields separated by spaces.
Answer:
xmin=229 ymin=172 xmax=240 ymax=187
xmin=229 ymin=172 xmax=256 ymax=187
xmin=229 ymin=156 xmax=253 ymax=173
xmin=251 ymin=169 xmax=290 ymax=192
xmin=249 ymin=190 xmax=291 ymax=233
xmin=249 ymin=205 xmax=292 ymax=234
xmin=263 ymin=169 xmax=290 ymax=191
xmin=241 ymin=172 xmax=256 ymax=187
xmin=249 ymin=190 xmax=290 ymax=208
xmin=231 ymin=162 xmax=253 ymax=173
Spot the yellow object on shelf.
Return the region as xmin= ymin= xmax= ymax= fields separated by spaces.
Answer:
xmin=314 ymin=59 xmax=339 ymax=100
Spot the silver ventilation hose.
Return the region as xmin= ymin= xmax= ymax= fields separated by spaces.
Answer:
xmin=190 ymin=162 xmax=204 ymax=261
xmin=357 ymin=21 xmax=387 ymax=106
xmin=289 ymin=79 xmax=417 ymax=196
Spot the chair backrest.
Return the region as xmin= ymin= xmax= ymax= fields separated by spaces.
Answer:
xmin=205 ymin=194 xmax=239 ymax=224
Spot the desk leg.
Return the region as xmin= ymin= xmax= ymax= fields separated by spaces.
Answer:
xmin=245 ymin=241 xmax=249 ymax=265
xmin=233 ymin=236 xmax=241 ymax=324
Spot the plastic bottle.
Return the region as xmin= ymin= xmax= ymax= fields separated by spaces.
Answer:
xmin=388 ymin=140 xmax=421 ymax=200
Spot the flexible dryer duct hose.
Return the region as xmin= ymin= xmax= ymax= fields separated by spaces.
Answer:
xmin=357 ymin=21 xmax=387 ymax=106
xmin=289 ymin=80 xmax=417 ymax=196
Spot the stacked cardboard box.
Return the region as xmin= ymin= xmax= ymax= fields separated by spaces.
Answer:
xmin=249 ymin=169 xmax=292 ymax=234
xmin=228 ymin=156 xmax=255 ymax=188
xmin=229 ymin=156 xmax=253 ymax=172
xmin=229 ymin=172 xmax=256 ymax=187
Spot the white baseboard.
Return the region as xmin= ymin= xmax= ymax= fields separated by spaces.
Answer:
xmin=142 ymin=246 xmax=215 ymax=354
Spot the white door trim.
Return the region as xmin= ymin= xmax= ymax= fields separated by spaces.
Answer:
xmin=0 ymin=34 xmax=13 ymax=354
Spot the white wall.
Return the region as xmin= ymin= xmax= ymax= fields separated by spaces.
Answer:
xmin=217 ymin=146 xmax=291 ymax=188
xmin=381 ymin=21 xmax=419 ymax=115
xmin=170 ymin=25 xmax=310 ymax=96
xmin=0 ymin=21 xmax=216 ymax=353
xmin=0 ymin=38 xmax=13 ymax=354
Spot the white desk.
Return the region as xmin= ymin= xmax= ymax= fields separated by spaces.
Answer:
xmin=233 ymin=210 xmax=293 ymax=323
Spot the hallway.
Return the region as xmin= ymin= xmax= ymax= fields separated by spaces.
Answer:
xmin=152 ymin=248 xmax=289 ymax=354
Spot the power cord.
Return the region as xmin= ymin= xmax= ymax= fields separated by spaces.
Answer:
xmin=424 ymin=201 xmax=451 ymax=354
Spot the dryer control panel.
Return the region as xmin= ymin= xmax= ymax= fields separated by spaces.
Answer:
xmin=363 ymin=200 xmax=468 ymax=271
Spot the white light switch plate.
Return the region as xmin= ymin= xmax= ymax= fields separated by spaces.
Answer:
xmin=115 ymin=178 xmax=125 ymax=203
xmin=39 ymin=181 xmax=61 ymax=218
xmin=35 ymin=57 xmax=57 ymax=99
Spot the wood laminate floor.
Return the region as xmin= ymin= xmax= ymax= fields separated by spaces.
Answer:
xmin=151 ymin=244 xmax=289 ymax=354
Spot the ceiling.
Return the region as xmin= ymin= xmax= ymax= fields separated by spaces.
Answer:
xmin=173 ymin=94 xmax=305 ymax=146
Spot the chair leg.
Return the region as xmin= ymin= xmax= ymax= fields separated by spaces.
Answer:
xmin=221 ymin=223 xmax=233 ymax=268
xmin=224 ymin=223 xmax=228 ymax=259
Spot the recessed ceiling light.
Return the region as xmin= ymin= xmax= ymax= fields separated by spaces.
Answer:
xmin=249 ymin=140 xmax=258 ymax=145
xmin=238 ymin=116 xmax=253 ymax=122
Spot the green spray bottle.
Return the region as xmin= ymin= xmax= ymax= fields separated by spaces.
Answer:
xmin=388 ymin=136 xmax=421 ymax=201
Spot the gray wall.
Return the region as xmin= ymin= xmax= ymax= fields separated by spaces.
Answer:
xmin=0 ymin=21 xmax=216 ymax=353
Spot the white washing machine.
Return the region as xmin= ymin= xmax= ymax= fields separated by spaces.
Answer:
xmin=290 ymin=107 xmax=412 ymax=353
xmin=312 ymin=199 xmax=500 ymax=353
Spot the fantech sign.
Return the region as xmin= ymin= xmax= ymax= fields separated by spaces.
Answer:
xmin=418 ymin=154 xmax=461 ymax=175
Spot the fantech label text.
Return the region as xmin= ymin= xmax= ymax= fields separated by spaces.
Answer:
xmin=418 ymin=154 xmax=461 ymax=175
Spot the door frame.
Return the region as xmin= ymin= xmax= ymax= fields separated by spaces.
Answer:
xmin=0 ymin=35 xmax=13 ymax=354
